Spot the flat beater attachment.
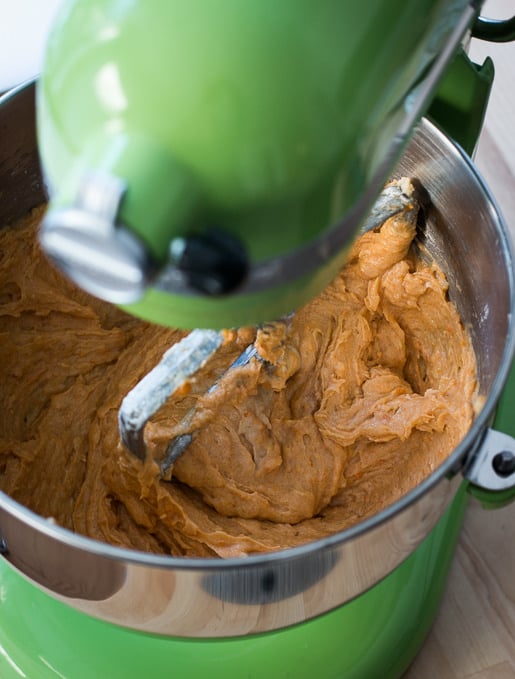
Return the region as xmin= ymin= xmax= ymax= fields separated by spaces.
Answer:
xmin=118 ymin=329 xmax=224 ymax=460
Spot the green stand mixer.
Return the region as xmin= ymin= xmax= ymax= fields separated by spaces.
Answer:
xmin=37 ymin=0 xmax=489 ymax=330
xmin=1 ymin=1 xmax=515 ymax=677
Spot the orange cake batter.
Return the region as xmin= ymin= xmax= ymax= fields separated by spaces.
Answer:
xmin=0 ymin=189 xmax=478 ymax=557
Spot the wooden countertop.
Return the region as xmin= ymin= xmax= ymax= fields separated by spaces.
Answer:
xmin=405 ymin=2 xmax=515 ymax=677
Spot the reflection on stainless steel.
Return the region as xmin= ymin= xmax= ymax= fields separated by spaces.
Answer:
xmin=200 ymin=548 xmax=339 ymax=606
xmin=0 ymin=473 xmax=462 ymax=637
xmin=60 ymin=475 xmax=462 ymax=636
xmin=0 ymin=83 xmax=514 ymax=639
xmin=0 ymin=506 xmax=127 ymax=600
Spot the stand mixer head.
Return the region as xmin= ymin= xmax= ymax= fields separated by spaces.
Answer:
xmin=37 ymin=0 xmax=480 ymax=330
xmin=36 ymin=0 xmax=482 ymax=459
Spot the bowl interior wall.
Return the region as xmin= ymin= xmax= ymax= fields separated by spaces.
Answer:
xmin=394 ymin=122 xmax=512 ymax=397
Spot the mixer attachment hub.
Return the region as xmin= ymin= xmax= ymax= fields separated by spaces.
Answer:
xmin=169 ymin=228 xmax=249 ymax=295
xmin=40 ymin=172 xmax=154 ymax=304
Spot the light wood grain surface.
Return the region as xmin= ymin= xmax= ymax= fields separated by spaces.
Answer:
xmin=404 ymin=1 xmax=515 ymax=677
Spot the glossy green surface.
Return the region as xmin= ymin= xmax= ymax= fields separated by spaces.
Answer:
xmin=118 ymin=257 xmax=345 ymax=328
xmin=38 ymin=0 xmax=469 ymax=327
xmin=429 ymin=48 xmax=494 ymax=156
xmin=0 ymin=485 xmax=468 ymax=679
xmin=493 ymin=357 xmax=515 ymax=439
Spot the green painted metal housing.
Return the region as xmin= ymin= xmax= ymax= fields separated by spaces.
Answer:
xmin=38 ymin=0 xmax=473 ymax=328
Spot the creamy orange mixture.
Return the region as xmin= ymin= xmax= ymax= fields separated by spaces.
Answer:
xmin=0 ymin=194 xmax=477 ymax=557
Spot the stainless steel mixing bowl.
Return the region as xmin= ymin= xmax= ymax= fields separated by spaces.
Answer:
xmin=0 ymin=81 xmax=514 ymax=638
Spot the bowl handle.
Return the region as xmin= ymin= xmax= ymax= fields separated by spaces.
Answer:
xmin=471 ymin=14 xmax=515 ymax=43
xmin=464 ymin=359 xmax=515 ymax=508
xmin=465 ymin=429 xmax=515 ymax=508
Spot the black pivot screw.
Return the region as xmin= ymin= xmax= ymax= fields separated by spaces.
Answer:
xmin=169 ymin=228 xmax=248 ymax=296
xmin=492 ymin=450 xmax=515 ymax=478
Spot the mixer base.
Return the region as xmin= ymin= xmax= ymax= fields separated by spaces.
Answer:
xmin=0 ymin=485 xmax=468 ymax=679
